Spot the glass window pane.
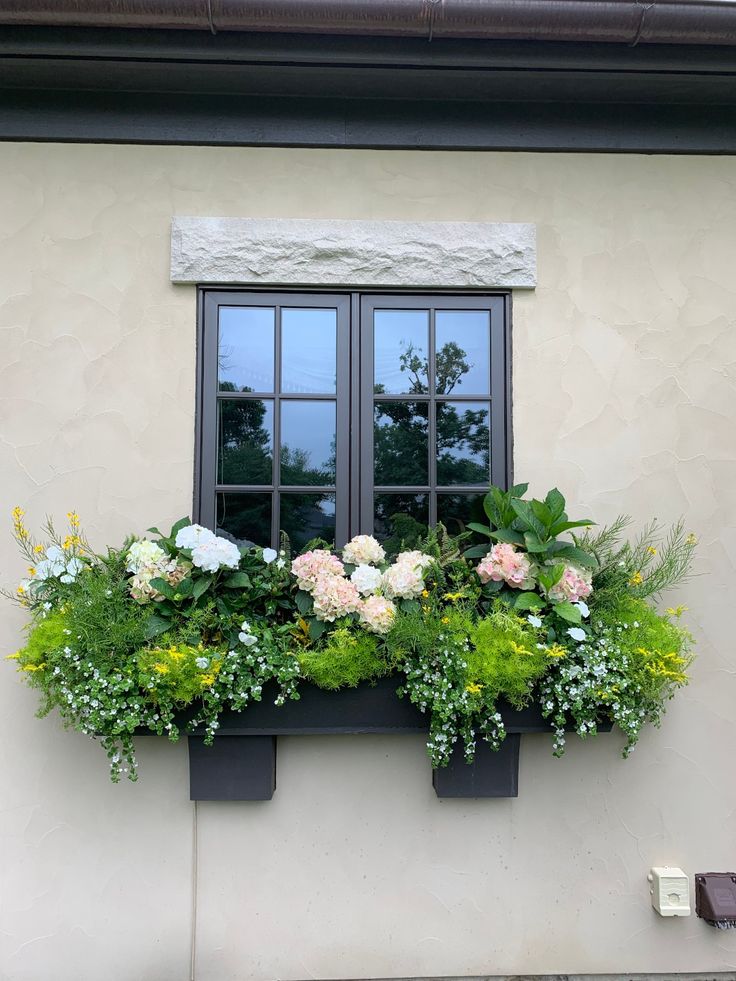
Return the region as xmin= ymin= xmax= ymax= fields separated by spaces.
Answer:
xmin=435 ymin=310 xmax=490 ymax=395
xmin=281 ymin=308 xmax=337 ymax=394
xmin=436 ymin=401 xmax=490 ymax=486
xmin=280 ymin=493 xmax=336 ymax=552
xmin=217 ymin=492 xmax=272 ymax=548
xmin=437 ymin=493 xmax=487 ymax=537
xmin=373 ymin=494 xmax=429 ymax=549
xmin=374 ymin=310 xmax=429 ymax=394
xmin=374 ymin=401 xmax=428 ymax=486
xmin=280 ymin=400 xmax=336 ymax=486
xmin=219 ymin=307 xmax=274 ymax=392
xmin=217 ymin=399 xmax=273 ymax=485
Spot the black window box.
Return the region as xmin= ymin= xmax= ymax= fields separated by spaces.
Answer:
xmin=176 ymin=677 xmax=611 ymax=801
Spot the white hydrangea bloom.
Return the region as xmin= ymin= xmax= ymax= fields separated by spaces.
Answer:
xmin=342 ymin=534 xmax=385 ymax=566
xmin=350 ymin=564 xmax=383 ymax=596
xmin=125 ymin=539 xmax=166 ymax=574
xmin=360 ymin=595 xmax=397 ymax=634
xmin=175 ymin=523 xmax=216 ymax=551
xmin=191 ymin=535 xmax=240 ymax=573
xmin=381 ymin=561 xmax=425 ymax=600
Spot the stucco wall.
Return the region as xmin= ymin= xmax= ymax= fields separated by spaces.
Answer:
xmin=1 ymin=143 xmax=735 ymax=981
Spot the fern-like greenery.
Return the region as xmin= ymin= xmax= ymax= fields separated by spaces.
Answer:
xmin=297 ymin=628 xmax=389 ymax=690
xmin=468 ymin=605 xmax=550 ymax=707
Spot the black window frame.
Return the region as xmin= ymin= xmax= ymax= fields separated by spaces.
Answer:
xmin=195 ymin=288 xmax=513 ymax=548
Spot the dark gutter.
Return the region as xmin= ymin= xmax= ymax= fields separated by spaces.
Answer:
xmin=2 ymin=0 xmax=736 ymax=46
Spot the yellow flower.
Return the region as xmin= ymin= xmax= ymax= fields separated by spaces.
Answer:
xmin=200 ymin=674 xmax=215 ymax=687
xmin=646 ymin=546 xmax=657 ymax=555
xmin=422 ymin=605 xmax=429 ymax=614
xmin=686 ymin=533 xmax=697 ymax=546
xmin=33 ymin=544 xmax=44 ymax=554
xmin=16 ymin=585 xmax=25 ymax=595
xmin=67 ymin=511 xmax=80 ymax=529
xmin=546 ymin=644 xmax=567 ymax=659
xmin=465 ymin=682 xmax=483 ymax=695
xmin=665 ymin=605 xmax=688 ymax=618
xmin=630 ymin=571 xmax=644 ymax=586
xmin=27 ymin=567 xmax=36 ymax=576
xmin=153 ymin=663 xmax=169 ymax=675
xmin=22 ymin=663 xmax=45 ymax=672
xmin=421 ymin=589 xmax=429 ymax=598
xmin=443 ymin=591 xmax=464 ymax=602
xmin=441 ymin=616 xmax=450 ymax=624
xmin=167 ymin=646 xmax=185 ymax=661
xmin=11 ymin=506 xmax=24 ymax=521
xmin=5 ymin=652 xmax=20 ymax=660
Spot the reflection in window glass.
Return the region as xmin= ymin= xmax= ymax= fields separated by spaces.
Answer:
xmin=435 ymin=310 xmax=490 ymax=395
xmin=280 ymin=401 xmax=336 ymax=486
xmin=218 ymin=307 xmax=274 ymax=392
xmin=373 ymin=494 xmax=429 ymax=548
xmin=374 ymin=310 xmax=429 ymax=394
xmin=217 ymin=400 xmax=273 ymax=485
xmin=281 ymin=494 xmax=336 ymax=552
xmin=216 ymin=492 xmax=272 ymax=547
xmin=374 ymin=402 xmax=428 ymax=486
xmin=281 ymin=308 xmax=337 ymax=394
xmin=436 ymin=401 xmax=490 ymax=486
xmin=436 ymin=493 xmax=487 ymax=538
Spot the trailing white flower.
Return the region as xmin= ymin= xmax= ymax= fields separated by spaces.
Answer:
xmin=261 ymin=547 xmax=278 ymax=564
xmin=350 ymin=564 xmax=383 ymax=596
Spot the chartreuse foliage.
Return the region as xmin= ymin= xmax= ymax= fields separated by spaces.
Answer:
xmin=5 ymin=489 xmax=698 ymax=780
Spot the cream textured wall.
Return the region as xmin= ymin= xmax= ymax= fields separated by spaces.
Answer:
xmin=1 ymin=143 xmax=735 ymax=981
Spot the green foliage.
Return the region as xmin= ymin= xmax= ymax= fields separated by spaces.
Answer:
xmin=468 ymin=605 xmax=549 ymax=707
xmin=137 ymin=643 xmax=224 ymax=704
xmin=581 ymin=518 xmax=696 ymax=606
xmin=297 ymin=628 xmax=388 ymax=690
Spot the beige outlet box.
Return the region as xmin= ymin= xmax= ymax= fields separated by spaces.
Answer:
xmin=648 ymin=867 xmax=691 ymax=916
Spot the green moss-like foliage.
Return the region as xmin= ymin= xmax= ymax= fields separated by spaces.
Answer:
xmin=297 ymin=628 xmax=388 ymax=690
xmin=467 ymin=605 xmax=549 ymax=707
xmin=15 ymin=609 xmax=70 ymax=670
xmin=592 ymin=593 xmax=693 ymax=696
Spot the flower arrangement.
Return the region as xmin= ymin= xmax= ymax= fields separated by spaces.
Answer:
xmin=4 ymin=485 xmax=696 ymax=781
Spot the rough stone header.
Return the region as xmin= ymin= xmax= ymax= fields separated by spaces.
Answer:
xmin=170 ymin=217 xmax=536 ymax=289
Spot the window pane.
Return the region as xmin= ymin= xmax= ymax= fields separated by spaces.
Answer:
xmin=280 ymin=400 xmax=336 ymax=486
xmin=281 ymin=308 xmax=337 ymax=394
xmin=374 ymin=494 xmax=429 ymax=547
xmin=217 ymin=399 xmax=273 ymax=485
xmin=437 ymin=493 xmax=487 ymax=537
xmin=280 ymin=493 xmax=336 ymax=552
xmin=436 ymin=401 xmax=490 ymax=486
xmin=374 ymin=310 xmax=429 ymax=394
xmin=217 ymin=492 xmax=272 ymax=548
xmin=218 ymin=307 xmax=274 ymax=392
xmin=435 ymin=310 xmax=491 ymax=395
xmin=374 ymin=401 xmax=429 ymax=486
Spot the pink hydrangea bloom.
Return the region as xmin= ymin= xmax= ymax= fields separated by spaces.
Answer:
xmin=311 ymin=573 xmax=362 ymax=622
xmin=546 ymin=563 xmax=593 ymax=603
xmin=291 ymin=549 xmax=345 ymax=592
xmin=477 ymin=543 xmax=535 ymax=590
xmin=360 ymin=595 xmax=397 ymax=634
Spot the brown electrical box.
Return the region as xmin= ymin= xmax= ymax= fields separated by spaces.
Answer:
xmin=695 ymin=873 xmax=736 ymax=929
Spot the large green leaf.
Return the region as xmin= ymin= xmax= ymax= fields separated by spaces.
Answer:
xmin=176 ymin=577 xmax=194 ymax=598
xmin=510 ymin=498 xmax=547 ymax=539
xmin=295 ymin=590 xmax=312 ymax=615
xmin=169 ymin=516 xmax=192 ymax=539
xmin=530 ymin=499 xmax=554 ymax=530
xmin=509 ymin=482 xmax=529 ymax=498
xmin=463 ymin=544 xmax=489 ymax=559
xmin=523 ymin=532 xmax=548 ymax=554
xmin=550 ymin=518 xmax=596 ymax=536
xmin=144 ymin=613 xmax=171 ymax=640
xmin=467 ymin=521 xmax=493 ymax=538
xmin=149 ymin=577 xmax=176 ymax=600
xmin=544 ymin=487 xmax=566 ymax=520
xmin=192 ymin=576 xmax=212 ymax=601
xmin=223 ymin=571 xmax=251 ymax=589
xmin=309 ymin=619 xmax=327 ymax=642
xmin=513 ymin=591 xmax=545 ymax=611
xmin=553 ymin=601 xmax=582 ymax=624
xmin=538 ymin=563 xmax=564 ymax=592
xmin=552 ymin=544 xmax=598 ymax=570
xmin=490 ymin=528 xmax=525 ymax=546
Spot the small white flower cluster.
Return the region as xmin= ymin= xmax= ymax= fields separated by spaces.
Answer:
xmin=261 ymin=547 xmax=286 ymax=570
xmin=238 ymin=621 xmax=258 ymax=648
xmin=174 ymin=523 xmax=240 ymax=573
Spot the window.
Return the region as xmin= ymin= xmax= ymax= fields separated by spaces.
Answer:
xmin=197 ymin=290 xmax=510 ymax=549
